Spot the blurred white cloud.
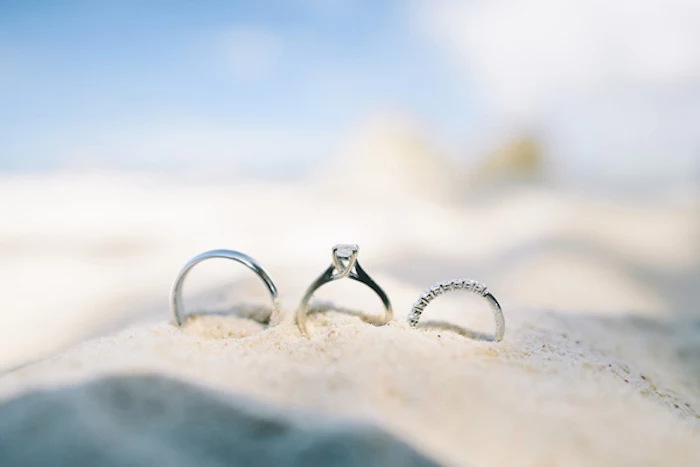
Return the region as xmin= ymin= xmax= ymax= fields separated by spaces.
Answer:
xmin=55 ymin=120 xmax=337 ymax=177
xmin=418 ymin=0 xmax=700 ymax=187
xmin=220 ymin=28 xmax=284 ymax=82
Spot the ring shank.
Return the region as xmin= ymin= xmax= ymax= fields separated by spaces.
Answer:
xmin=296 ymin=260 xmax=393 ymax=337
xmin=171 ymin=249 xmax=278 ymax=326
xmin=485 ymin=292 xmax=505 ymax=342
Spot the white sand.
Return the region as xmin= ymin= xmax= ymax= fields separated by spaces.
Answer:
xmin=2 ymin=309 xmax=699 ymax=466
xmin=0 ymin=162 xmax=698 ymax=465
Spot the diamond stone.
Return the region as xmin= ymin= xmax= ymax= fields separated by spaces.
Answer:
xmin=334 ymin=244 xmax=358 ymax=259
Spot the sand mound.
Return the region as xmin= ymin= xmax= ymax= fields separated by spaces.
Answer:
xmin=1 ymin=308 xmax=698 ymax=466
xmin=1 ymin=174 xmax=698 ymax=465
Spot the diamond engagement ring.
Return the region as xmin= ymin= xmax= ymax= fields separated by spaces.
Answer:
xmin=171 ymin=249 xmax=279 ymax=326
xmin=408 ymin=279 xmax=505 ymax=342
xmin=296 ymin=244 xmax=393 ymax=337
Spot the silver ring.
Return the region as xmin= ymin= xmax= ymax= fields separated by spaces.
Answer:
xmin=170 ymin=249 xmax=279 ymax=326
xmin=296 ymin=244 xmax=393 ymax=337
xmin=408 ymin=279 xmax=505 ymax=342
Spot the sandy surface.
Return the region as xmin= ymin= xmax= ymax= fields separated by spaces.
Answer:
xmin=0 ymin=167 xmax=698 ymax=465
xmin=2 ymin=309 xmax=699 ymax=466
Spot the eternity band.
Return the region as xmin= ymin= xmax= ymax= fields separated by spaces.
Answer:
xmin=408 ymin=279 xmax=505 ymax=342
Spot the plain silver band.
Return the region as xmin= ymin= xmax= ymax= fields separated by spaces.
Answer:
xmin=170 ymin=249 xmax=279 ymax=326
xmin=296 ymin=256 xmax=393 ymax=338
xmin=408 ymin=279 xmax=505 ymax=342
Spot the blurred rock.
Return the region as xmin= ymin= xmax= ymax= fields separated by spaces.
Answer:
xmin=475 ymin=135 xmax=543 ymax=181
xmin=318 ymin=114 xmax=460 ymax=202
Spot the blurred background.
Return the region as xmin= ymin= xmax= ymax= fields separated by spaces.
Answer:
xmin=0 ymin=0 xmax=698 ymax=371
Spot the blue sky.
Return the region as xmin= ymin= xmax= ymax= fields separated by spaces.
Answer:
xmin=0 ymin=0 xmax=475 ymax=173
xmin=2 ymin=1 xmax=697 ymax=187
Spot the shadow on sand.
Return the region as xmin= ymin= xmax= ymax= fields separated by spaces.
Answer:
xmin=0 ymin=374 xmax=438 ymax=467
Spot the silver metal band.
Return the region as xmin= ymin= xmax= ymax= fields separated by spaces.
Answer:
xmin=296 ymin=244 xmax=393 ymax=337
xmin=170 ymin=249 xmax=279 ymax=326
xmin=408 ymin=279 xmax=505 ymax=342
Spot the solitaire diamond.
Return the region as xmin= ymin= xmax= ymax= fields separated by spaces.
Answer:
xmin=333 ymin=244 xmax=358 ymax=259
